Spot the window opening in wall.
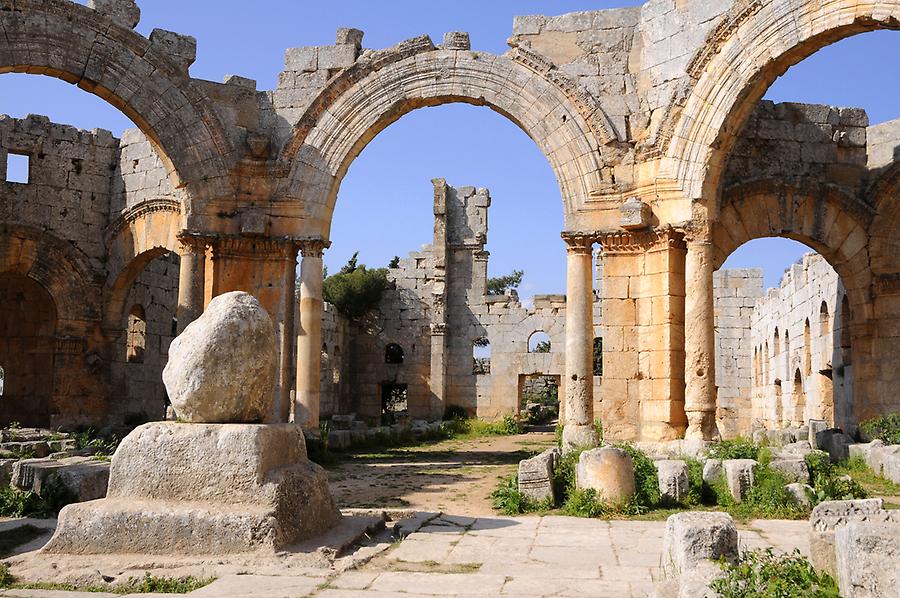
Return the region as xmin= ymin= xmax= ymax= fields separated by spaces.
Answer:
xmin=126 ymin=305 xmax=147 ymax=363
xmin=385 ymin=343 xmax=404 ymax=364
xmin=593 ymin=337 xmax=603 ymax=376
xmin=804 ymin=319 xmax=812 ymax=377
xmin=528 ymin=331 xmax=551 ymax=353
xmin=820 ymin=301 xmax=831 ymax=337
xmin=473 ymin=337 xmax=491 ymax=374
xmin=381 ymin=383 xmax=408 ymax=425
xmin=0 ymin=365 xmax=4 ymax=396
xmin=5 ymin=152 xmax=29 ymax=184
xmin=840 ymin=295 xmax=852 ymax=367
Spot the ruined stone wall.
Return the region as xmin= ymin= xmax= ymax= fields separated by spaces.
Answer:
xmin=0 ymin=115 xmax=179 ymax=428
xmin=320 ymin=302 xmax=352 ymax=419
xmin=749 ymin=254 xmax=849 ymax=432
xmin=713 ymin=269 xmax=764 ymax=438
xmin=723 ymin=101 xmax=869 ymax=194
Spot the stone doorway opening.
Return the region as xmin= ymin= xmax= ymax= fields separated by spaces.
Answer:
xmin=518 ymin=373 xmax=560 ymax=428
xmin=381 ymin=383 xmax=408 ymax=425
xmin=0 ymin=273 xmax=57 ymax=427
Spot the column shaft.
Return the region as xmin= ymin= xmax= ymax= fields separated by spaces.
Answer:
xmin=295 ymin=240 xmax=328 ymax=430
xmin=176 ymin=235 xmax=206 ymax=334
xmin=684 ymin=238 xmax=719 ymax=440
xmin=562 ymin=233 xmax=598 ymax=450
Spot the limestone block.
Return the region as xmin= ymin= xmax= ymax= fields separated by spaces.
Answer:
xmin=808 ymin=419 xmax=828 ymax=447
xmin=662 ymin=512 xmax=738 ymax=577
xmin=35 ymin=458 xmax=109 ymax=502
xmin=785 ymin=483 xmax=814 ymax=508
xmin=835 ymin=522 xmax=900 ymax=598
xmin=816 ymin=429 xmax=852 ymax=462
xmin=0 ymin=459 xmax=14 ymax=486
xmin=770 ymin=458 xmax=810 ymax=484
xmin=443 ymin=31 xmax=471 ymax=50
xmin=723 ymin=459 xmax=757 ymax=503
xmin=576 ymin=447 xmax=635 ymax=504
xmin=163 ymin=291 xmax=277 ymax=424
xmin=702 ymin=459 xmax=722 ymax=484
xmin=87 ymin=0 xmax=140 ymax=29
xmin=44 ymin=423 xmax=340 ymax=555
xmin=149 ymin=29 xmax=197 ymax=72
xmin=619 ymin=197 xmax=651 ymax=231
xmin=657 ymin=460 xmax=689 ymax=504
xmin=848 ymin=440 xmax=883 ymax=462
xmin=809 ymin=498 xmax=895 ymax=575
xmin=517 ymin=447 xmax=560 ymax=503
xmin=318 ymin=45 xmax=357 ymax=69
xmin=778 ymin=440 xmax=813 ymax=459
xmin=336 ymin=28 xmax=364 ymax=49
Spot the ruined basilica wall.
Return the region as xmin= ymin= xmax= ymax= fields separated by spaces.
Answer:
xmin=713 ymin=269 xmax=764 ymax=438
xmin=0 ymin=114 xmax=179 ymax=427
xmin=750 ymin=254 xmax=849 ymax=432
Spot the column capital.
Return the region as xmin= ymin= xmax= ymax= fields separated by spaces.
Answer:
xmin=561 ymin=231 xmax=594 ymax=255
xmin=176 ymin=231 xmax=210 ymax=253
xmin=297 ymin=237 xmax=331 ymax=258
xmin=211 ymin=235 xmax=298 ymax=260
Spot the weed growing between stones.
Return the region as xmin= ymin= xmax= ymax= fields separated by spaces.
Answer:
xmin=860 ymin=412 xmax=900 ymax=444
xmin=706 ymin=437 xmax=759 ymax=461
xmin=838 ymin=455 xmax=900 ymax=496
xmin=805 ymin=452 xmax=866 ymax=502
xmin=491 ymin=475 xmax=553 ymax=515
xmin=0 ymin=481 xmax=75 ymax=518
xmin=710 ymin=549 xmax=840 ymax=597
xmin=0 ymin=568 xmax=214 ymax=594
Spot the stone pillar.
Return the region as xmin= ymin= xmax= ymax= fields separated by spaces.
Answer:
xmin=562 ymin=232 xmax=598 ymax=450
xmin=684 ymin=235 xmax=719 ymax=440
xmin=176 ymin=233 xmax=207 ymax=334
xmin=207 ymin=236 xmax=297 ymax=423
xmin=295 ymin=238 xmax=329 ymax=430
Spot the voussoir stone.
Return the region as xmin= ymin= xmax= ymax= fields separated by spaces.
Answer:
xmin=576 ymin=446 xmax=635 ymax=504
xmin=163 ymin=291 xmax=277 ymax=423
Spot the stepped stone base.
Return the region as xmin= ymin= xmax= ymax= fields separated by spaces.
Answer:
xmin=43 ymin=422 xmax=341 ymax=555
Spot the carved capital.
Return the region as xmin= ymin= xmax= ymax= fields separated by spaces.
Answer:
xmin=212 ymin=235 xmax=298 ymax=260
xmin=297 ymin=237 xmax=331 ymax=258
xmin=561 ymin=231 xmax=595 ymax=255
xmin=596 ymin=227 xmax=686 ymax=254
xmin=176 ymin=231 xmax=209 ymax=254
xmin=431 ymin=323 xmax=448 ymax=335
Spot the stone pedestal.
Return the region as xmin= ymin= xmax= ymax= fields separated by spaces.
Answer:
xmin=44 ymin=422 xmax=341 ymax=554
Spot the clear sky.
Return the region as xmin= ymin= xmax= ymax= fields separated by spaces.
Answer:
xmin=2 ymin=2 xmax=898 ymax=293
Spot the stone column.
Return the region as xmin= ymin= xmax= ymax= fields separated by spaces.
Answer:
xmin=562 ymin=232 xmax=598 ymax=450
xmin=295 ymin=238 xmax=329 ymax=430
xmin=684 ymin=235 xmax=719 ymax=440
xmin=176 ymin=233 xmax=207 ymax=334
xmin=278 ymin=252 xmax=298 ymax=422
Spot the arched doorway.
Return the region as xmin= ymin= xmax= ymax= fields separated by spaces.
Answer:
xmin=0 ymin=273 xmax=57 ymax=427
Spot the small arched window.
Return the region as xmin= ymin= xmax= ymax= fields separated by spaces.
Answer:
xmin=803 ymin=319 xmax=812 ymax=376
xmin=820 ymin=301 xmax=831 ymax=337
xmin=0 ymin=365 xmax=4 ymax=396
xmin=385 ymin=343 xmax=404 ymax=364
xmin=126 ymin=305 xmax=147 ymax=363
xmin=528 ymin=331 xmax=551 ymax=353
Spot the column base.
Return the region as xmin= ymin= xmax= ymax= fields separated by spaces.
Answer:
xmin=685 ymin=412 xmax=720 ymax=441
xmin=562 ymin=424 xmax=599 ymax=452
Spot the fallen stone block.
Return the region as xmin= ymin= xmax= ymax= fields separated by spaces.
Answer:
xmin=778 ymin=440 xmax=812 ymax=459
xmin=702 ymin=459 xmax=722 ymax=484
xmin=723 ymin=459 xmax=757 ymax=503
xmin=662 ymin=511 xmax=738 ymax=577
xmin=808 ymin=419 xmax=828 ymax=447
xmin=835 ymin=521 xmax=900 ymax=598
xmin=518 ymin=447 xmax=561 ymax=503
xmin=848 ymin=440 xmax=883 ymax=462
xmin=576 ymin=446 xmax=635 ymax=504
xmin=657 ymin=459 xmax=689 ymax=505
xmin=785 ymin=483 xmax=815 ymax=508
xmin=0 ymin=458 xmax=15 ymax=486
xmin=809 ymin=498 xmax=898 ymax=575
xmin=815 ymin=428 xmax=852 ymax=462
xmin=770 ymin=458 xmax=810 ymax=484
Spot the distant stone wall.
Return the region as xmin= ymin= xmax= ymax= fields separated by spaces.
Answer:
xmin=713 ymin=269 xmax=764 ymax=438
xmin=749 ymin=254 xmax=850 ymax=432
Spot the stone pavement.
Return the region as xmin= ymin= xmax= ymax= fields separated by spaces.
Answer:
xmin=0 ymin=513 xmax=809 ymax=598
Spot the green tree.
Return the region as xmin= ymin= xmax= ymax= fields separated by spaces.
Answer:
xmin=322 ymin=252 xmax=390 ymax=320
xmin=388 ymin=256 xmax=400 ymax=268
xmin=534 ymin=340 xmax=551 ymax=353
xmin=486 ymin=270 xmax=524 ymax=296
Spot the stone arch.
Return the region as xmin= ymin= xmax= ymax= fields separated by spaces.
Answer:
xmin=0 ymin=223 xmax=101 ymax=324
xmin=103 ymin=199 xmax=182 ymax=330
xmin=527 ymin=330 xmax=552 ymax=353
xmin=661 ymin=0 xmax=900 ymax=204
xmin=712 ymin=181 xmax=872 ymax=321
xmin=0 ymin=0 xmax=233 ymax=204
xmin=280 ymin=42 xmax=611 ymax=233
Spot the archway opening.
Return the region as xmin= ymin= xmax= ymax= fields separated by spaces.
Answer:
xmin=528 ymin=331 xmax=552 ymax=354
xmin=714 ymin=238 xmax=847 ymax=436
xmin=0 ymin=273 xmax=57 ymax=427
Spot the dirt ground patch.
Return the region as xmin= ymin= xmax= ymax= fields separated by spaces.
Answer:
xmin=326 ymin=432 xmax=556 ymax=516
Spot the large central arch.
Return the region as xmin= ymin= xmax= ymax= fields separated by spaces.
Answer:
xmin=0 ymin=0 xmax=234 ymax=206
xmin=660 ymin=0 xmax=900 ymax=204
xmin=279 ymin=41 xmax=613 ymax=234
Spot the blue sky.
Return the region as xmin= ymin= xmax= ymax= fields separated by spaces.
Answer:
xmin=2 ymin=2 xmax=898 ymax=293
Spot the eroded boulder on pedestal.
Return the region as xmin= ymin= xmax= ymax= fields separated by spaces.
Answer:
xmin=163 ymin=291 xmax=277 ymax=423
xmin=576 ymin=446 xmax=635 ymax=504
xmin=43 ymin=422 xmax=340 ymax=555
